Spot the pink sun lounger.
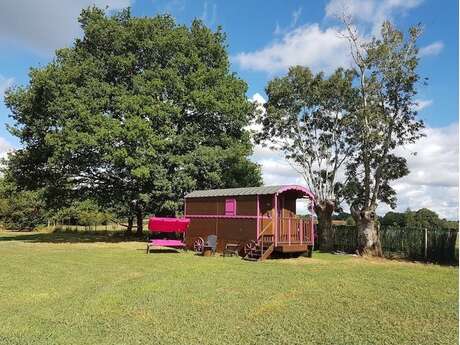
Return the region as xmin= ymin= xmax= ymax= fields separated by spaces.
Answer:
xmin=148 ymin=239 xmax=186 ymax=248
xmin=146 ymin=217 xmax=190 ymax=253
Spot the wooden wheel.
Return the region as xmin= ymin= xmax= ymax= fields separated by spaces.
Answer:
xmin=193 ymin=237 xmax=205 ymax=253
xmin=244 ymin=240 xmax=257 ymax=256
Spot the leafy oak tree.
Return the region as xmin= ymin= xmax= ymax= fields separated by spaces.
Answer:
xmin=4 ymin=7 xmax=261 ymax=235
xmin=255 ymin=66 xmax=357 ymax=251
xmin=342 ymin=20 xmax=425 ymax=255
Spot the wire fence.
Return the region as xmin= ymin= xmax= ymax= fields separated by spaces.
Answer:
xmin=48 ymin=217 xmax=154 ymax=232
xmin=333 ymin=225 xmax=459 ymax=264
xmin=52 ymin=223 xmax=127 ymax=232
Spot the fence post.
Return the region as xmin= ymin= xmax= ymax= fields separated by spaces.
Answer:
xmin=424 ymin=228 xmax=428 ymax=262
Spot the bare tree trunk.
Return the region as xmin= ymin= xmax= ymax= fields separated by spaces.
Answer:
xmin=314 ymin=200 xmax=335 ymax=252
xmin=351 ymin=206 xmax=382 ymax=256
xmin=136 ymin=209 xmax=143 ymax=237
xmin=126 ymin=216 xmax=133 ymax=236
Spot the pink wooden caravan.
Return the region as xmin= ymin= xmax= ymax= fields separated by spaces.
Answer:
xmin=184 ymin=185 xmax=316 ymax=260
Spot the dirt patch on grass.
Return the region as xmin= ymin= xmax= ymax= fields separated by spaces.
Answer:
xmin=348 ymin=255 xmax=435 ymax=268
xmin=270 ymin=254 xmax=454 ymax=269
xmin=273 ymin=257 xmax=329 ymax=265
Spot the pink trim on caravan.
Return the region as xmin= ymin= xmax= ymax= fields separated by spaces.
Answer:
xmin=256 ymin=194 xmax=260 ymax=238
xmin=310 ymin=200 xmax=315 ymax=247
xmin=273 ymin=194 xmax=278 ymax=246
xmin=277 ymin=184 xmax=316 ymax=201
xmin=185 ymin=214 xmax=271 ymax=219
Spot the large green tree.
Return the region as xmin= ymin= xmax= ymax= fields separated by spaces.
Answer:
xmin=256 ymin=66 xmax=357 ymax=251
xmin=342 ymin=20 xmax=425 ymax=255
xmin=4 ymin=7 xmax=261 ymax=234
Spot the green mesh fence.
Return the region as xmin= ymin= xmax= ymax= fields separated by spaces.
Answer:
xmin=333 ymin=225 xmax=459 ymax=264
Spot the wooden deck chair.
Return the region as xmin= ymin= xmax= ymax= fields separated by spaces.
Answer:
xmin=206 ymin=235 xmax=217 ymax=254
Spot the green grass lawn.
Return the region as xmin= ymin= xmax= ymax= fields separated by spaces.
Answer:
xmin=0 ymin=231 xmax=457 ymax=345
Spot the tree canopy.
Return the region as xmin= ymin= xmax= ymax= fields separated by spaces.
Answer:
xmin=254 ymin=20 xmax=428 ymax=255
xmin=341 ymin=20 xmax=425 ymax=255
xmin=255 ymin=66 xmax=357 ymax=251
xmin=4 ymin=7 xmax=261 ymax=231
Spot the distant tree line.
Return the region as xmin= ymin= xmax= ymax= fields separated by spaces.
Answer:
xmin=0 ymin=177 xmax=113 ymax=230
xmin=380 ymin=208 xmax=458 ymax=231
xmin=332 ymin=208 xmax=458 ymax=231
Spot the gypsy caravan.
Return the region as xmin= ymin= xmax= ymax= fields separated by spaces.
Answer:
xmin=184 ymin=185 xmax=315 ymax=260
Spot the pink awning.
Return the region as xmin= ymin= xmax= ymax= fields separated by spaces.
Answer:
xmin=148 ymin=217 xmax=190 ymax=233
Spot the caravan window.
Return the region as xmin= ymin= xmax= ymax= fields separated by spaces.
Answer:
xmin=225 ymin=199 xmax=236 ymax=216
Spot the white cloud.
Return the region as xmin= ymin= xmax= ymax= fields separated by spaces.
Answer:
xmin=413 ymin=99 xmax=433 ymax=112
xmin=236 ymin=0 xmax=427 ymax=74
xmin=0 ymin=137 xmax=13 ymax=159
xmin=291 ymin=7 xmax=302 ymax=27
xmin=234 ymin=24 xmax=350 ymax=74
xmin=248 ymin=93 xmax=300 ymax=183
xmin=248 ymin=92 xmax=302 ymax=180
xmin=419 ymin=41 xmax=444 ymax=57
xmin=235 ymin=0 xmax=433 ymax=75
xmin=0 ymin=74 xmax=14 ymax=97
xmin=251 ymin=123 xmax=459 ymax=220
xmin=246 ymin=93 xmax=266 ymax=140
xmin=201 ymin=1 xmax=217 ymax=27
xmin=393 ymin=124 xmax=459 ymax=189
xmin=0 ymin=0 xmax=131 ymax=55
xmin=0 ymin=75 xmax=16 ymax=159
xmin=378 ymin=123 xmax=459 ymax=219
xmin=325 ymin=0 xmax=423 ymax=35
xmin=251 ymin=146 xmax=313 ymax=215
xmin=250 ymin=93 xmax=266 ymax=106
xmin=274 ymin=7 xmax=303 ymax=36
xmin=160 ymin=0 xmax=186 ymax=14
xmin=325 ymin=0 xmax=375 ymax=21
xmin=274 ymin=23 xmax=282 ymax=35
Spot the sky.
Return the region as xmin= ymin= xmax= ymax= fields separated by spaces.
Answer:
xmin=0 ymin=0 xmax=458 ymax=219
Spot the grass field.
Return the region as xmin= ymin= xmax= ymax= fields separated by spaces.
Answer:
xmin=0 ymin=231 xmax=458 ymax=345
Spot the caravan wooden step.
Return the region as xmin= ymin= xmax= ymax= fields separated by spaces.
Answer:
xmin=260 ymin=243 xmax=274 ymax=261
xmin=242 ymin=256 xmax=259 ymax=261
xmin=275 ymin=244 xmax=309 ymax=253
xmin=243 ymin=242 xmax=274 ymax=261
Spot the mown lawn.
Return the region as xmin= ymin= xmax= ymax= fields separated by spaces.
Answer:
xmin=0 ymin=231 xmax=457 ymax=345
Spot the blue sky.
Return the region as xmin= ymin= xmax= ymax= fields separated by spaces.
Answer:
xmin=0 ymin=0 xmax=458 ymax=218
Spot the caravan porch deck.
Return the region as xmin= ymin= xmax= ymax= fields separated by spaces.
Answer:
xmin=258 ymin=216 xmax=314 ymax=253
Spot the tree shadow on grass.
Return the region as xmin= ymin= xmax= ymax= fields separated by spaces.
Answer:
xmin=0 ymin=229 xmax=147 ymax=244
xmin=146 ymin=248 xmax=183 ymax=254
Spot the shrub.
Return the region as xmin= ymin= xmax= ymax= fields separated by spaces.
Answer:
xmin=0 ymin=188 xmax=47 ymax=230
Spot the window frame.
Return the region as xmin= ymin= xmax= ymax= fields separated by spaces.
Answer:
xmin=224 ymin=198 xmax=237 ymax=216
